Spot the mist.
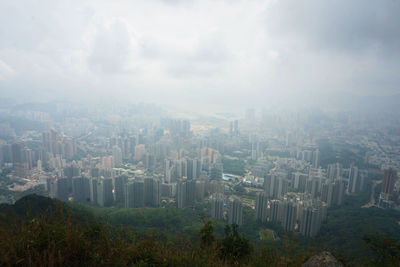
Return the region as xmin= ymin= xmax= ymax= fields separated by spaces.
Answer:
xmin=1 ymin=0 xmax=399 ymax=111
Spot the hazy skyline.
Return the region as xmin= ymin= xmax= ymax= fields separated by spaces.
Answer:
xmin=0 ymin=0 xmax=399 ymax=109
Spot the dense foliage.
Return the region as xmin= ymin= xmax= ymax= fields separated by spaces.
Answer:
xmin=1 ymin=194 xmax=400 ymax=266
xmin=222 ymin=156 xmax=246 ymax=176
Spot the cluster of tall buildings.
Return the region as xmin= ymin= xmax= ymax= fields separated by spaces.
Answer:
xmin=211 ymin=194 xmax=243 ymax=226
xmin=229 ymin=120 xmax=239 ymax=137
xmin=47 ymin=172 xmax=162 ymax=208
xmin=166 ymin=119 xmax=191 ymax=138
xmin=0 ymin=129 xmax=77 ymax=177
xmin=296 ymin=149 xmax=320 ymax=169
xmin=379 ymin=168 xmax=399 ymax=207
xmin=164 ymin=148 xmax=222 ymax=183
xmin=176 ymin=177 xmax=225 ymax=209
xmin=255 ymin=159 xmax=362 ymax=237
xmin=255 ymin=192 xmax=327 ymax=237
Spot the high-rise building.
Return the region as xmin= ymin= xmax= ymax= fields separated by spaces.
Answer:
xmin=64 ymin=165 xmax=81 ymax=193
xmin=312 ymin=150 xmax=320 ymax=169
xmin=334 ymin=179 xmax=346 ymax=206
xmin=255 ymin=192 xmax=268 ymax=222
xmin=89 ymin=178 xmax=98 ymax=204
xmin=265 ymin=174 xmax=288 ymax=199
xmin=211 ymin=193 xmax=224 ymax=220
xmin=47 ymin=178 xmax=57 ymax=199
xmin=161 ymin=183 xmax=173 ymax=198
xmin=293 ymin=173 xmax=308 ymax=192
xmin=177 ymin=180 xmax=187 ymax=209
xmin=269 ymin=200 xmax=281 ymax=223
xmin=195 ymin=180 xmax=205 ymax=202
xmin=11 ymin=143 xmax=23 ymax=164
xmin=112 ymin=145 xmax=123 ymax=167
xmin=185 ymin=179 xmax=196 ymax=206
xmin=228 ymin=197 xmax=243 ymax=226
xmin=165 ymin=159 xmax=173 ymax=183
xmin=381 ymin=168 xmax=397 ymax=196
xmin=125 ymin=180 xmax=144 ymax=208
xmin=322 ymin=179 xmax=346 ymax=207
xmin=327 ymin=163 xmax=342 ymax=180
xmin=210 ymin=163 xmax=223 ymax=180
xmin=347 ymin=165 xmax=360 ymax=193
xmin=264 ymin=174 xmax=276 ymax=198
xmin=56 ymin=178 xmax=69 ymax=202
xmin=72 ymin=176 xmax=90 ymax=203
xmin=134 ymin=144 xmax=146 ymax=161
xmin=306 ymin=176 xmax=322 ymax=198
xmin=144 ymin=177 xmax=160 ymax=207
xmin=299 ymin=203 xmax=324 ymax=238
xmin=176 ymin=179 xmax=197 ymax=209
xmin=230 ymin=120 xmax=239 ymax=136
xmin=281 ymin=200 xmax=297 ymax=232
xmin=114 ymin=175 xmax=128 ymax=204
xmin=97 ymin=178 xmax=114 ymax=207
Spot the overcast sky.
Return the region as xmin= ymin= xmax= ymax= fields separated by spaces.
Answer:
xmin=0 ymin=0 xmax=399 ymax=109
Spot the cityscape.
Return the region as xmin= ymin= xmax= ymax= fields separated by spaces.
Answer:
xmin=1 ymin=0 xmax=400 ymax=265
xmin=1 ymin=101 xmax=399 ymax=241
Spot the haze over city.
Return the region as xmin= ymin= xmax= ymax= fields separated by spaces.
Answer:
xmin=1 ymin=0 xmax=400 ymax=110
xmin=1 ymin=1 xmax=400 ymax=266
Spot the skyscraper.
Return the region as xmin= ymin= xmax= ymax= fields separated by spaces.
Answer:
xmin=56 ymin=178 xmax=69 ymax=202
xmin=211 ymin=193 xmax=224 ymax=220
xmin=264 ymin=174 xmax=276 ymax=198
xmin=299 ymin=203 xmax=324 ymax=238
xmin=72 ymin=176 xmax=90 ymax=203
xmin=89 ymin=178 xmax=98 ymax=204
xmin=255 ymin=192 xmax=268 ymax=222
xmin=177 ymin=180 xmax=187 ymax=209
xmin=185 ymin=179 xmax=196 ymax=206
xmin=228 ymin=197 xmax=243 ymax=226
xmin=327 ymin=163 xmax=342 ymax=180
xmin=144 ymin=177 xmax=161 ymax=207
xmin=312 ymin=150 xmax=320 ymax=169
xmin=114 ymin=175 xmax=128 ymax=204
xmin=269 ymin=200 xmax=281 ymax=223
xmin=281 ymin=200 xmax=297 ymax=232
xmin=381 ymin=168 xmax=397 ymax=196
xmin=125 ymin=180 xmax=144 ymax=208
xmin=97 ymin=178 xmax=114 ymax=207
xmin=347 ymin=165 xmax=360 ymax=193
xmin=112 ymin=145 xmax=123 ymax=167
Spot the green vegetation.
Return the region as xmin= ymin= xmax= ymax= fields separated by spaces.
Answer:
xmin=317 ymin=139 xmax=372 ymax=168
xmin=0 ymin=195 xmax=305 ymax=266
xmin=0 ymin=115 xmax=47 ymax=135
xmin=308 ymin=187 xmax=400 ymax=262
xmin=1 ymin=194 xmax=400 ymax=266
xmin=222 ymin=156 xmax=246 ymax=176
xmin=369 ymin=169 xmax=384 ymax=180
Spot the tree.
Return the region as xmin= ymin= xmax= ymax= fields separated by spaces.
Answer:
xmin=364 ymin=233 xmax=400 ymax=266
xmin=219 ymin=224 xmax=252 ymax=263
xmin=199 ymin=220 xmax=215 ymax=249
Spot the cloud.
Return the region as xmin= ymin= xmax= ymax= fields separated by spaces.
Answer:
xmin=88 ymin=19 xmax=136 ymax=74
xmin=0 ymin=0 xmax=399 ymax=108
xmin=265 ymin=0 xmax=400 ymax=54
xmin=0 ymin=59 xmax=15 ymax=81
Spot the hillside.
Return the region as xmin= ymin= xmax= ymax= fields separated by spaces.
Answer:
xmin=0 ymin=195 xmax=399 ymax=266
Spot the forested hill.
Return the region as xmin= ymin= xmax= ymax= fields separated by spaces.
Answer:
xmin=0 ymin=194 xmax=399 ymax=266
xmin=0 ymin=194 xmax=66 ymax=221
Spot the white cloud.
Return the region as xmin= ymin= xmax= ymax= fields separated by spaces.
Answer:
xmin=0 ymin=59 xmax=15 ymax=81
xmin=0 ymin=0 xmax=398 ymax=107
